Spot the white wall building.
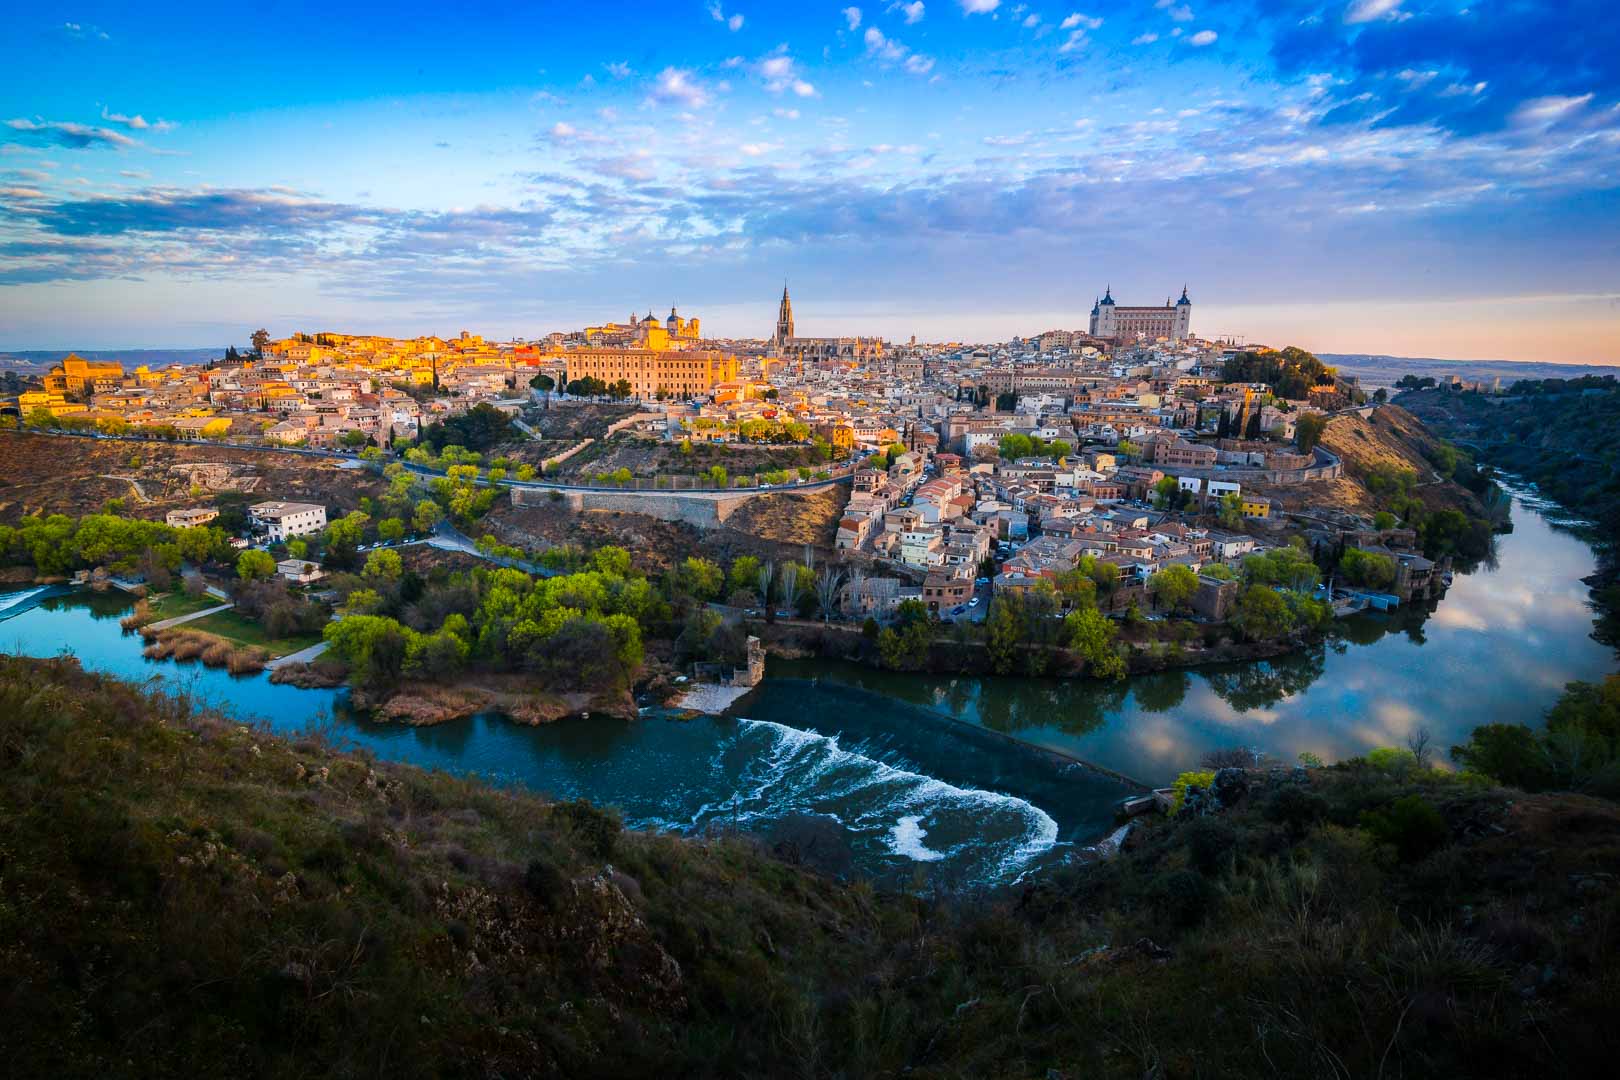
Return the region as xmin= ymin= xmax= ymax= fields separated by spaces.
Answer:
xmin=249 ymin=501 xmax=328 ymax=542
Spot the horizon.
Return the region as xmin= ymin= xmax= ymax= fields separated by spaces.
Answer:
xmin=2 ymin=1 xmax=1617 ymax=361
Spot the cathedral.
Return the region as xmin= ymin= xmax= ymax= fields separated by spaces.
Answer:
xmin=771 ymin=285 xmax=884 ymax=365
xmin=1088 ymin=286 xmax=1193 ymax=342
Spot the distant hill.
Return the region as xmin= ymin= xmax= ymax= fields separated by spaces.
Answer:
xmin=0 ymin=348 xmax=223 ymax=373
xmin=1324 ymin=353 xmax=1616 ymax=389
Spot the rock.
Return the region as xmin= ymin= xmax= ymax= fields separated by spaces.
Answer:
xmin=1212 ymin=767 xmax=1249 ymax=807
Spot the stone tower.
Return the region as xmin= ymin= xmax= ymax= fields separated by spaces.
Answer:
xmin=774 ymin=284 xmax=795 ymax=345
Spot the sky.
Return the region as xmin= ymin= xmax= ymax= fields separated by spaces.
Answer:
xmin=1 ymin=0 xmax=1617 ymax=362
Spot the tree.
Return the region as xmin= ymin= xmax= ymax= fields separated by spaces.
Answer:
xmin=1148 ymin=564 xmax=1199 ymax=614
xmin=1295 ymin=412 xmax=1329 ymax=454
xmin=324 ymin=615 xmax=413 ymax=689
xmin=287 ymin=538 xmax=308 ymax=560
xmin=1232 ymin=584 xmax=1295 ymax=641
xmin=1339 ymin=548 xmax=1397 ymax=590
xmin=1065 ymin=607 xmax=1125 ymax=680
xmin=729 ymin=555 xmax=761 ymax=595
xmin=236 ymin=549 xmax=277 ymax=581
xmin=676 ymin=557 xmax=724 ymax=601
xmin=412 ymin=500 xmax=444 ymax=535
xmin=377 ymin=517 xmax=406 ymax=543
xmin=363 ymin=548 xmax=404 ymax=583
xmin=985 ymin=596 xmax=1024 ymax=675
xmin=878 ymin=600 xmax=933 ymax=670
xmin=250 ymin=329 xmax=270 ymax=356
xmin=530 ymin=372 xmax=555 ymax=392
xmin=814 ymin=569 xmax=846 ymax=622
xmin=1216 ymin=491 xmax=1243 ymax=529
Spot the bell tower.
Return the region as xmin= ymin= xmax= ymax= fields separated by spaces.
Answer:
xmin=774 ymin=283 xmax=795 ymax=345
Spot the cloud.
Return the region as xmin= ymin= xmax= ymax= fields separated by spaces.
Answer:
xmin=646 ymin=68 xmax=710 ymax=109
xmin=904 ymin=54 xmax=935 ymax=75
xmin=842 ymin=7 xmax=862 ymax=30
xmin=758 ymin=52 xmax=816 ymax=96
xmin=5 ymin=118 xmax=135 ymax=150
xmin=1512 ymin=94 xmax=1594 ymax=127
xmin=707 ymin=2 xmax=744 ymax=31
xmin=1188 ymin=29 xmax=1217 ymax=47
xmin=100 ymin=109 xmax=176 ymax=133
xmin=1133 ymin=32 xmax=1159 ymax=45
xmin=1160 ymin=2 xmax=1194 ymax=22
xmin=605 ymin=61 xmax=633 ymax=79
xmin=864 ymin=27 xmax=908 ymax=62
xmin=1344 ymin=0 xmax=1405 ymax=25
xmin=894 ymin=1 xmax=926 ymax=23
xmin=1061 ymin=13 xmax=1101 ymax=30
xmin=960 ymin=0 xmax=999 ymax=14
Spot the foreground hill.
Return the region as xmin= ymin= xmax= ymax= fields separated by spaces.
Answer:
xmin=2 ymin=654 xmax=1617 ymax=1077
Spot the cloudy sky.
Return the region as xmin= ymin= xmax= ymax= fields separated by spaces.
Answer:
xmin=2 ymin=1 xmax=1617 ymax=361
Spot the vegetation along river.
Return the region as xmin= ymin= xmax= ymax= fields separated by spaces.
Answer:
xmin=0 ymin=491 xmax=1608 ymax=887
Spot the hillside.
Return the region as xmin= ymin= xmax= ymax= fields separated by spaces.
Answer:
xmin=0 ymin=432 xmax=386 ymax=525
xmin=3 ymin=654 xmax=1618 ymax=1078
xmin=1256 ymin=404 xmax=1486 ymax=520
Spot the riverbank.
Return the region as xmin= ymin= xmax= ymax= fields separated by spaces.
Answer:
xmin=348 ymin=676 xmax=638 ymax=726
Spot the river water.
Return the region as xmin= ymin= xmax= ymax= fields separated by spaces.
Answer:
xmin=0 ymin=491 xmax=1609 ymax=886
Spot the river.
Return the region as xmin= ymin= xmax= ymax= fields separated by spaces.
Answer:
xmin=0 ymin=491 xmax=1610 ymax=886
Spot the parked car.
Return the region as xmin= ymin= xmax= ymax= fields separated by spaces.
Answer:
xmin=969 ymin=597 xmax=980 ymax=607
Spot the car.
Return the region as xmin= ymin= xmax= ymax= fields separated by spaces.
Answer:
xmin=968 ymin=597 xmax=980 ymax=607
xmin=775 ymin=610 xmax=792 ymax=618
xmin=975 ymin=576 xmax=989 ymax=584
xmin=951 ymin=605 xmax=965 ymax=615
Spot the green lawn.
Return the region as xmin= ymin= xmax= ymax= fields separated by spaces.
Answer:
xmin=183 ymin=608 xmax=324 ymax=658
xmin=145 ymin=591 xmax=223 ymax=622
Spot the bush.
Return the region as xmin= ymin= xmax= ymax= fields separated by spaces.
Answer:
xmin=1263 ymin=785 xmax=1328 ymax=835
xmin=1152 ymin=868 xmax=1217 ymax=929
xmin=1360 ymin=794 xmax=1448 ymax=862
xmin=553 ymin=799 xmax=620 ymax=859
xmin=1168 ymin=770 xmax=1216 ymax=815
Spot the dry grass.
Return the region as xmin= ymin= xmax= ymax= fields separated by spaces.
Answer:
xmin=140 ymin=627 xmax=268 ymax=674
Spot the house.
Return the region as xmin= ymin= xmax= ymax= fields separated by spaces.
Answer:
xmin=276 ymin=559 xmax=326 ymax=585
xmin=921 ymin=565 xmax=975 ymax=614
xmin=165 ymin=507 xmax=219 ymax=528
xmin=1241 ymin=495 xmax=1272 ymax=519
xmin=250 ymin=501 xmax=328 ymax=542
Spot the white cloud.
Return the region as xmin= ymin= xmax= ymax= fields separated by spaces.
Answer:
xmin=773 ymin=107 xmax=801 ymax=119
xmin=739 ymin=142 xmax=776 ymax=156
xmin=1061 ymin=13 xmax=1101 ymax=30
xmin=842 ymin=6 xmax=862 ymax=30
xmin=1059 ymin=30 xmax=1090 ymax=53
xmin=960 ymin=0 xmax=999 ymax=13
xmin=707 ymin=2 xmax=745 ymax=31
xmin=864 ymin=27 xmax=909 ymax=62
xmin=1133 ymin=32 xmax=1159 ymax=44
xmin=1023 ymin=14 xmax=1040 ymax=28
xmin=1512 ymin=93 xmax=1594 ymax=126
xmin=605 ymin=61 xmax=632 ymax=79
xmin=896 ymin=1 xmax=926 ymax=23
xmin=647 ymin=68 xmax=711 ymax=109
xmin=1188 ymin=29 xmax=1217 ymax=46
xmin=548 ymin=121 xmax=577 ymax=140
xmin=904 ymin=54 xmax=935 ymax=75
xmin=1344 ymin=0 xmax=1406 ymax=25
xmin=1163 ymin=2 xmax=1194 ymax=22
xmin=100 ymin=109 xmax=176 ymax=133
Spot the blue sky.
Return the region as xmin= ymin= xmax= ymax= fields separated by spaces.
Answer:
xmin=2 ymin=0 xmax=1617 ymax=361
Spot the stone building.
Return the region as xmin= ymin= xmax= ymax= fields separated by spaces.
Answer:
xmin=1089 ymin=286 xmax=1193 ymax=342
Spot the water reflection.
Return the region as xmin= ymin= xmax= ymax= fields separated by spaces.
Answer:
xmin=768 ymin=493 xmax=1613 ymax=785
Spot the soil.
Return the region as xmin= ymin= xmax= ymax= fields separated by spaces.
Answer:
xmin=483 ymin=484 xmax=848 ymax=575
xmin=0 ymin=431 xmax=387 ymax=524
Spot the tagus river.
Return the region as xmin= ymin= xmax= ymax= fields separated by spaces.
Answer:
xmin=0 ymin=491 xmax=1610 ymax=886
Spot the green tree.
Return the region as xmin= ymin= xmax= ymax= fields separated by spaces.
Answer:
xmin=1066 ymin=607 xmax=1125 ymax=680
xmin=1231 ymin=584 xmax=1295 ymax=641
xmin=363 ymin=548 xmax=404 ymax=583
xmin=1148 ymin=564 xmax=1199 ymax=614
xmin=1295 ymin=412 xmax=1329 ymax=454
xmin=235 ymin=549 xmax=277 ymax=581
xmin=413 ymin=500 xmax=444 ymax=534
xmin=729 ymin=555 xmax=761 ymax=594
xmin=676 ymin=557 xmax=724 ymax=601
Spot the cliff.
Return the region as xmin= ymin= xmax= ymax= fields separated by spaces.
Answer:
xmin=2 ymin=653 xmax=1615 ymax=1078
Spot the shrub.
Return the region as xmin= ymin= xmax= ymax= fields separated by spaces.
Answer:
xmin=1366 ymin=746 xmax=1421 ymax=772
xmin=1168 ymin=771 xmax=1216 ymax=815
xmin=1263 ymin=785 xmax=1328 ymax=835
xmin=1152 ymin=868 xmax=1217 ymax=929
xmin=553 ymin=799 xmax=620 ymax=859
xmin=1360 ymin=794 xmax=1448 ymax=862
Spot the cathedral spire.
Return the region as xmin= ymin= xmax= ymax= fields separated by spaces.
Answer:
xmin=775 ymin=282 xmax=795 ymax=344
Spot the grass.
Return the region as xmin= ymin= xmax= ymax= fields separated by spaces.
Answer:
xmin=145 ymin=589 xmax=223 ymax=621
xmin=182 ymin=606 xmax=323 ymax=657
xmin=2 ymin=653 xmax=1618 ymax=1078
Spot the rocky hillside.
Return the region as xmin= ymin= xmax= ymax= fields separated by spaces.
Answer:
xmin=1259 ymin=404 xmax=1485 ymax=519
xmin=3 ymin=654 xmax=1617 ymax=1078
xmin=0 ymin=431 xmax=386 ymax=525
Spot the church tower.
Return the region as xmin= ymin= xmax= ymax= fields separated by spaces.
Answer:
xmin=774 ymin=284 xmax=795 ymax=345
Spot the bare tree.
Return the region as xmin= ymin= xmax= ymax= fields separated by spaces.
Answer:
xmin=815 ymin=568 xmax=846 ymax=622
xmin=844 ymin=566 xmax=868 ymax=618
xmin=757 ymin=561 xmax=776 ymax=618
xmin=1407 ymin=727 xmax=1434 ymax=770
xmin=778 ymin=563 xmax=798 ymax=614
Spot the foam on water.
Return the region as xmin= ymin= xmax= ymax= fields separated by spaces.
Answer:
xmin=888 ymin=815 xmax=947 ymax=862
xmin=722 ymin=717 xmax=1061 ymax=881
xmin=0 ymin=586 xmax=50 ymax=621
